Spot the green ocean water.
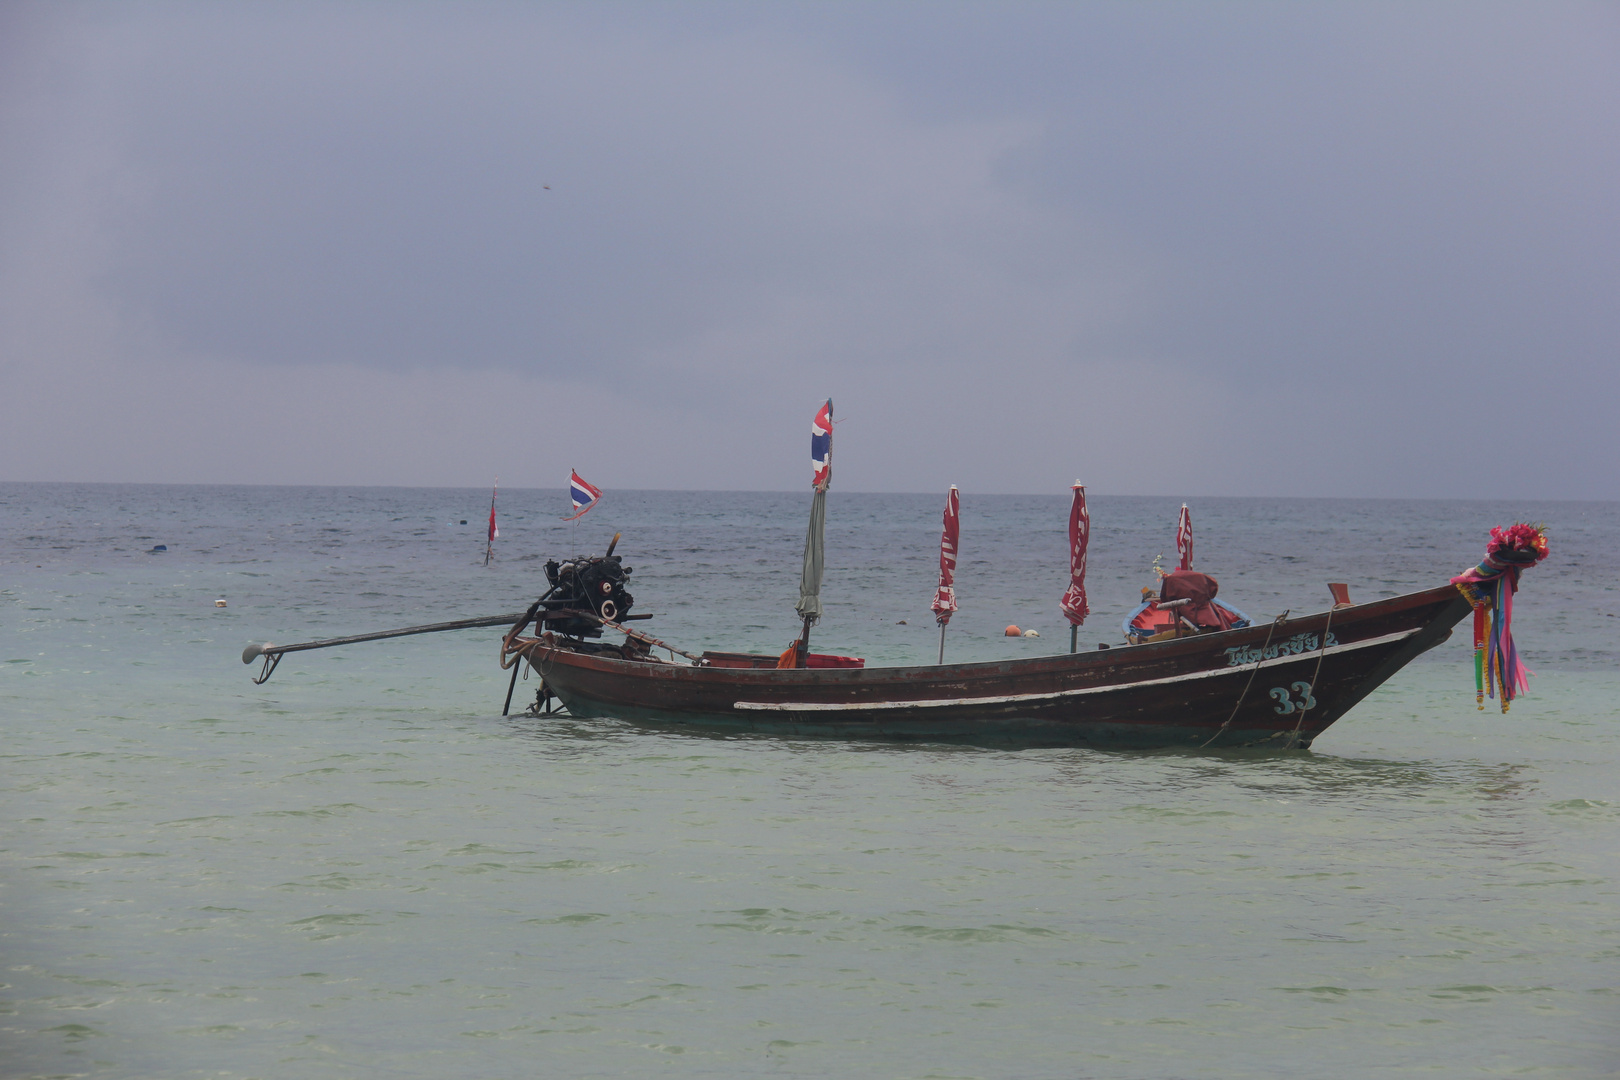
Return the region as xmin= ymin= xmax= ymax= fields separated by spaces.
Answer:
xmin=3 ymin=484 xmax=1617 ymax=1078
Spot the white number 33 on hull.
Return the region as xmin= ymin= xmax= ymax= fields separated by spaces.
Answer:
xmin=1269 ymin=681 xmax=1318 ymax=715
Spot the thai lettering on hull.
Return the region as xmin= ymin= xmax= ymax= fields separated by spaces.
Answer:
xmin=1223 ymin=631 xmax=1340 ymax=667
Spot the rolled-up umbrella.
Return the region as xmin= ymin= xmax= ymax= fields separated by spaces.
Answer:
xmin=1176 ymin=503 xmax=1193 ymax=571
xmin=1060 ymin=481 xmax=1090 ymax=653
xmin=930 ymin=485 xmax=960 ymax=663
xmin=785 ymin=399 xmax=833 ymax=667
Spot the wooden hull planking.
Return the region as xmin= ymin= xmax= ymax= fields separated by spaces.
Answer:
xmin=516 ymin=585 xmax=1470 ymax=748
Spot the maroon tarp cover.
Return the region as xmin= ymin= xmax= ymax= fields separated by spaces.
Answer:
xmin=1159 ymin=569 xmax=1241 ymax=631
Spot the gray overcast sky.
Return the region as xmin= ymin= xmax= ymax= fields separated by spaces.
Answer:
xmin=2 ymin=1 xmax=1615 ymax=497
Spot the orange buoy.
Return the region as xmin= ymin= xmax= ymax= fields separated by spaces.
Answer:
xmin=1004 ymin=625 xmax=1021 ymax=637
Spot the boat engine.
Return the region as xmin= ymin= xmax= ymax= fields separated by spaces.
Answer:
xmin=539 ymin=554 xmax=635 ymax=638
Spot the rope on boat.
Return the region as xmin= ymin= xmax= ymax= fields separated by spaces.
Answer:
xmin=501 ymin=616 xmax=703 ymax=687
xmin=501 ymin=635 xmax=557 ymax=717
xmin=1284 ymin=605 xmax=1336 ymax=749
xmin=1200 ymin=609 xmax=1289 ymax=749
xmin=578 ymin=610 xmax=704 ymax=663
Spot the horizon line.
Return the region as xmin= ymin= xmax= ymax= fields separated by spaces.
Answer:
xmin=0 ymin=479 xmax=1613 ymax=505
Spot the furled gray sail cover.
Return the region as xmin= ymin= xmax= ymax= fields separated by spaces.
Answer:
xmin=795 ymin=486 xmax=826 ymax=624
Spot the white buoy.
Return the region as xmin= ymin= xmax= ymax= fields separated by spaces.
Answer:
xmin=1022 ymin=628 xmax=1039 ymax=638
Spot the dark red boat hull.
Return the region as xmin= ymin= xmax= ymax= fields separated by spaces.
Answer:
xmin=519 ymin=585 xmax=1470 ymax=748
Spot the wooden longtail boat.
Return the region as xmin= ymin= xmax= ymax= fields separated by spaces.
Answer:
xmin=505 ymin=584 xmax=1471 ymax=749
xmin=496 ymin=406 xmax=1474 ymax=748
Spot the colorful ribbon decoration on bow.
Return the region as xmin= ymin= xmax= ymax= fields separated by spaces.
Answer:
xmin=1449 ymin=523 xmax=1549 ymax=712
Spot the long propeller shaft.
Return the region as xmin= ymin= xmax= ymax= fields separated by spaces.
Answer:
xmin=243 ymin=611 xmax=535 ymax=684
xmin=243 ymin=612 xmax=531 ymax=664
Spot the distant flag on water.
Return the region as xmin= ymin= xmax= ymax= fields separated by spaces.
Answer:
xmin=564 ymin=470 xmax=603 ymax=521
xmin=810 ymin=399 xmax=833 ymax=489
xmin=483 ymin=479 xmax=498 ymax=566
xmin=1176 ymin=504 xmax=1193 ymax=571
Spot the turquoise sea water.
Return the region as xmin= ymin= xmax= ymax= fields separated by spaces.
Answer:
xmin=3 ymin=484 xmax=1617 ymax=1078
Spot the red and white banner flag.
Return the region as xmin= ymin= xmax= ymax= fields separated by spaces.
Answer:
xmin=930 ymin=486 xmax=960 ymax=627
xmin=1060 ymin=482 xmax=1090 ymax=626
xmin=1176 ymin=503 xmax=1193 ymax=571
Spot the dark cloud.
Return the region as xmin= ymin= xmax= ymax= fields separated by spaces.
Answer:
xmin=1 ymin=1 xmax=1615 ymax=496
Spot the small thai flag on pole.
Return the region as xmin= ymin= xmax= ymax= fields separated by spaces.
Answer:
xmin=810 ymin=399 xmax=833 ymax=489
xmin=564 ymin=470 xmax=603 ymax=521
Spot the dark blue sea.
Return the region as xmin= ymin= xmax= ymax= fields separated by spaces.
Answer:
xmin=3 ymin=484 xmax=1617 ymax=1078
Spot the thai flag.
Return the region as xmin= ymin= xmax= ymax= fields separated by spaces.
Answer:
xmin=564 ymin=470 xmax=603 ymax=521
xmin=810 ymin=399 xmax=833 ymax=488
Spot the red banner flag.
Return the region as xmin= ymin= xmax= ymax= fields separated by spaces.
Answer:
xmin=930 ymin=486 xmax=960 ymax=627
xmin=483 ymin=478 xmax=499 ymax=565
xmin=1060 ymin=482 xmax=1090 ymax=626
xmin=1176 ymin=503 xmax=1193 ymax=571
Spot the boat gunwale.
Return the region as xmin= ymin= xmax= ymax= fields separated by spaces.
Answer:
xmin=730 ymin=627 xmax=1424 ymax=712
